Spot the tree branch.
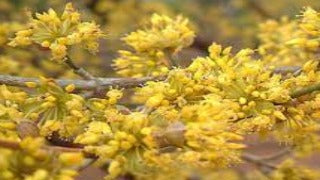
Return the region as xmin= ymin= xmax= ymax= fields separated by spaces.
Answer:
xmin=259 ymin=148 xmax=291 ymax=161
xmin=0 ymin=74 xmax=162 ymax=90
xmin=242 ymin=153 xmax=278 ymax=174
xmin=0 ymin=138 xmax=20 ymax=149
xmin=290 ymin=82 xmax=320 ymax=98
xmin=1 ymin=65 xmax=320 ymax=99
xmin=64 ymin=56 xmax=96 ymax=80
xmin=273 ymin=66 xmax=320 ymax=98
xmin=272 ymin=66 xmax=301 ymax=75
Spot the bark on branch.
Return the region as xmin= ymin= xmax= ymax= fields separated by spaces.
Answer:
xmin=1 ymin=65 xmax=320 ymax=99
xmin=64 ymin=56 xmax=96 ymax=80
xmin=0 ymin=66 xmax=300 ymax=90
xmin=0 ymin=74 xmax=162 ymax=90
xmin=242 ymin=153 xmax=278 ymax=174
xmin=290 ymin=83 xmax=320 ymax=98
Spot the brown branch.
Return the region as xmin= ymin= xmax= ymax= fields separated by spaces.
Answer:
xmin=290 ymin=82 xmax=320 ymax=98
xmin=242 ymin=153 xmax=278 ymax=174
xmin=77 ymin=158 xmax=98 ymax=171
xmin=65 ymin=56 xmax=96 ymax=80
xmin=0 ymin=74 xmax=162 ymax=90
xmin=191 ymin=37 xmax=212 ymax=52
xmin=272 ymin=66 xmax=301 ymax=75
xmin=273 ymin=66 xmax=320 ymax=98
xmin=2 ymin=64 xmax=320 ymax=99
xmin=0 ymin=138 xmax=21 ymax=149
xmin=259 ymin=148 xmax=291 ymax=161
xmin=0 ymin=65 xmax=301 ymax=91
xmin=272 ymin=66 xmax=320 ymax=99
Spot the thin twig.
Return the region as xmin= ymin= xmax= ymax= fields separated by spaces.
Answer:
xmin=65 ymin=56 xmax=106 ymax=96
xmin=273 ymin=66 xmax=301 ymax=75
xmin=273 ymin=66 xmax=320 ymax=98
xmin=0 ymin=74 xmax=162 ymax=90
xmin=2 ymin=64 xmax=320 ymax=99
xmin=0 ymin=138 xmax=20 ymax=149
xmin=0 ymin=65 xmax=300 ymax=90
xmin=273 ymin=66 xmax=320 ymax=99
xmin=64 ymin=56 xmax=96 ymax=80
xmin=290 ymin=82 xmax=320 ymax=98
xmin=259 ymin=148 xmax=291 ymax=161
xmin=77 ymin=158 xmax=98 ymax=171
xmin=242 ymin=153 xmax=278 ymax=174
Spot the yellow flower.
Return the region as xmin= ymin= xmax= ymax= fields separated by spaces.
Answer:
xmin=113 ymin=50 xmax=169 ymax=77
xmin=271 ymin=159 xmax=320 ymax=180
xmin=65 ymin=84 xmax=75 ymax=93
xmin=9 ymin=3 xmax=105 ymax=61
xmin=124 ymin=13 xmax=195 ymax=53
xmin=146 ymin=93 xmax=165 ymax=108
xmin=59 ymin=153 xmax=84 ymax=166
xmin=106 ymin=89 xmax=123 ymax=105
xmin=113 ymin=13 xmax=194 ymax=77
xmin=25 ymin=82 xmax=37 ymax=88
xmin=107 ymin=161 xmax=122 ymax=179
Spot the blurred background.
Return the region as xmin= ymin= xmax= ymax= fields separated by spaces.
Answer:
xmin=1 ymin=0 xmax=320 ymax=179
xmin=1 ymin=0 xmax=320 ymax=78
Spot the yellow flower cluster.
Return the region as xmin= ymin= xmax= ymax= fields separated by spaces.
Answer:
xmin=70 ymin=93 xmax=244 ymax=179
xmin=79 ymin=112 xmax=149 ymax=179
xmin=272 ymin=62 xmax=320 ymax=153
xmin=258 ymin=17 xmax=311 ymax=66
xmin=124 ymin=14 xmax=195 ymax=53
xmin=112 ymin=50 xmax=169 ymax=77
xmin=133 ymin=41 xmax=320 ymax=153
xmin=0 ymin=22 xmax=23 ymax=47
xmin=0 ymin=137 xmax=83 ymax=180
xmin=258 ymin=8 xmax=320 ymax=66
xmin=113 ymin=14 xmax=195 ymax=77
xmin=22 ymin=78 xmax=89 ymax=138
xmin=8 ymin=3 xmax=105 ymax=61
xmin=0 ymin=78 xmax=121 ymax=142
xmin=271 ymin=159 xmax=320 ymax=180
xmin=0 ymin=85 xmax=27 ymax=140
xmin=134 ymin=43 xmax=291 ymax=133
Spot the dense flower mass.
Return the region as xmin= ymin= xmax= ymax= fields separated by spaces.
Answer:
xmin=0 ymin=137 xmax=83 ymax=180
xmin=123 ymin=14 xmax=195 ymax=53
xmin=271 ymin=159 xmax=320 ymax=180
xmin=1 ymin=2 xmax=320 ymax=180
xmin=8 ymin=3 xmax=105 ymax=61
xmin=112 ymin=49 xmax=169 ymax=77
xmin=258 ymin=7 xmax=320 ymax=66
xmin=113 ymin=13 xmax=195 ymax=77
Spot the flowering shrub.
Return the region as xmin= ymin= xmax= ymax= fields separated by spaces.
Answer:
xmin=0 ymin=1 xmax=320 ymax=180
